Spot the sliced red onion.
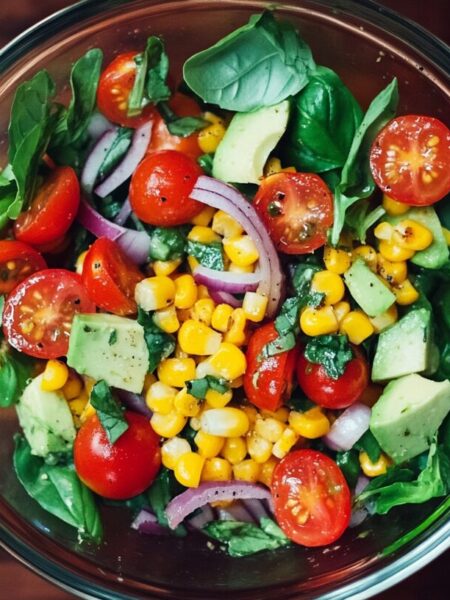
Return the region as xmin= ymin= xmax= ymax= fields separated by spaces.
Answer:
xmin=187 ymin=505 xmax=215 ymax=531
xmin=165 ymin=481 xmax=274 ymax=530
xmin=95 ymin=121 xmax=152 ymax=198
xmin=349 ymin=506 xmax=369 ymax=528
xmin=242 ymin=499 xmax=271 ymax=522
xmin=217 ymin=502 xmax=255 ymax=523
xmin=190 ymin=176 xmax=283 ymax=317
xmin=114 ymin=197 xmax=132 ymax=226
xmin=81 ymin=127 xmax=119 ymax=194
xmin=193 ymin=264 xmax=260 ymax=294
xmin=77 ymin=197 xmax=150 ymax=264
xmin=355 ymin=475 xmax=370 ymax=496
xmin=131 ymin=508 xmax=168 ymax=535
xmin=116 ymin=389 xmax=152 ymax=417
xmin=209 ymin=290 xmax=242 ymax=308
xmin=323 ymin=403 xmax=371 ymax=452
xmin=87 ymin=112 xmax=114 ymax=141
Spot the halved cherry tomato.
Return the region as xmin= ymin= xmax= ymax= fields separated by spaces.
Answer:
xmin=370 ymin=115 xmax=450 ymax=206
xmin=97 ymin=51 xmax=158 ymax=128
xmin=74 ymin=411 xmax=161 ymax=500
xmin=243 ymin=322 xmax=298 ymax=412
xmin=296 ymin=345 xmax=369 ymax=409
xmin=147 ymin=92 xmax=202 ymax=161
xmin=3 ymin=269 xmax=95 ymax=359
xmin=254 ymin=172 xmax=334 ymax=254
xmin=14 ymin=167 xmax=80 ymax=246
xmin=129 ymin=150 xmax=204 ymax=226
xmin=0 ymin=240 xmax=47 ymax=295
xmin=82 ymin=238 xmax=144 ymax=316
xmin=272 ymin=449 xmax=351 ymax=547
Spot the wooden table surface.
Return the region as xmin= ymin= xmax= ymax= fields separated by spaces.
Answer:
xmin=0 ymin=1 xmax=448 ymax=598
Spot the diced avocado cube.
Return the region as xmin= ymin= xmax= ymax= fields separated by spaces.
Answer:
xmin=16 ymin=374 xmax=76 ymax=457
xmin=344 ymin=259 xmax=396 ymax=317
xmin=370 ymin=374 xmax=450 ymax=463
xmin=372 ymin=309 xmax=434 ymax=382
xmin=67 ymin=314 xmax=149 ymax=393
xmin=213 ymin=100 xmax=290 ymax=184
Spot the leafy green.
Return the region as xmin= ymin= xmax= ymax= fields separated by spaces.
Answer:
xmin=304 ymin=334 xmax=353 ymax=379
xmin=345 ymin=200 xmax=386 ymax=243
xmin=0 ymin=343 xmax=33 ymax=408
xmin=148 ymin=226 xmax=187 ymax=261
xmin=336 ymin=450 xmax=360 ymax=488
xmin=157 ymin=101 xmax=207 ymax=137
xmin=186 ymin=376 xmax=229 ymax=400
xmin=14 ymin=435 xmax=102 ymax=541
xmin=0 ymin=295 xmax=4 ymax=326
xmin=354 ymin=430 xmax=382 ymax=463
xmin=187 ymin=240 xmax=224 ymax=270
xmin=183 ymin=11 xmax=315 ymax=112
xmin=284 ymin=66 xmax=363 ymax=172
xmin=138 ymin=308 xmax=176 ymax=373
xmin=197 ymin=153 xmax=214 ymax=175
xmin=147 ymin=468 xmax=186 ymax=536
xmin=90 ymin=381 xmax=128 ymax=444
xmin=291 ymin=259 xmax=322 ymax=296
xmin=97 ymin=127 xmax=133 ymax=182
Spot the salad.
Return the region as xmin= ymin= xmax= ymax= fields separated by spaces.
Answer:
xmin=0 ymin=10 xmax=449 ymax=557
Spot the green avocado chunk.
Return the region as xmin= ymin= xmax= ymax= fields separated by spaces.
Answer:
xmin=16 ymin=374 xmax=76 ymax=457
xmin=212 ymin=100 xmax=290 ymax=184
xmin=370 ymin=374 xmax=450 ymax=463
xmin=343 ymin=258 xmax=396 ymax=317
xmin=67 ymin=313 xmax=149 ymax=393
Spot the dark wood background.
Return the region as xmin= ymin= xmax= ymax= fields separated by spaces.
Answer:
xmin=0 ymin=1 xmax=448 ymax=598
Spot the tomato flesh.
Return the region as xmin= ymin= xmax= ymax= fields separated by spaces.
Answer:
xmin=2 ymin=269 xmax=95 ymax=359
xmin=370 ymin=115 xmax=450 ymax=206
xmin=0 ymin=240 xmax=47 ymax=295
xmin=254 ymin=172 xmax=334 ymax=254
xmin=272 ymin=449 xmax=351 ymax=547
xmin=74 ymin=411 xmax=161 ymax=500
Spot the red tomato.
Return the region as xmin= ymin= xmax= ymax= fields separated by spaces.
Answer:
xmin=3 ymin=269 xmax=95 ymax=359
xmin=271 ymin=449 xmax=351 ymax=547
xmin=0 ymin=240 xmax=47 ymax=295
xmin=74 ymin=411 xmax=161 ymax=500
xmin=82 ymin=238 xmax=144 ymax=316
xmin=370 ymin=115 xmax=450 ymax=206
xmin=243 ymin=322 xmax=298 ymax=412
xmin=97 ymin=51 xmax=158 ymax=128
xmin=129 ymin=150 xmax=204 ymax=226
xmin=147 ymin=92 xmax=202 ymax=161
xmin=253 ymin=172 xmax=334 ymax=254
xmin=296 ymin=345 xmax=369 ymax=409
xmin=14 ymin=167 xmax=80 ymax=246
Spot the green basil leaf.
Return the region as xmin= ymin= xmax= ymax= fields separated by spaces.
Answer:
xmin=186 ymin=376 xmax=229 ymax=400
xmin=354 ymin=430 xmax=382 ymax=463
xmin=137 ymin=308 xmax=176 ymax=373
xmin=90 ymin=381 xmax=128 ymax=444
xmin=345 ymin=200 xmax=386 ymax=243
xmin=97 ymin=127 xmax=133 ymax=181
xmin=197 ymin=153 xmax=214 ymax=175
xmin=291 ymin=260 xmax=321 ymax=296
xmin=336 ymin=450 xmax=360 ymax=488
xmin=187 ymin=240 xmax=224 ymax=270
xmin=148 ymin=226 xmax=187 ymax=261
xmin=0 ymin=345 xmax=33 ymax=407
xmin=304 ymin=334 xmax=354 ymax=379
xmin=157 ymin=102 xmax=207 ymax=138
xmin=183 ymin=11 xmax=315 ymax=112
xmin=147 ymin=468 xmax=186 ymax=535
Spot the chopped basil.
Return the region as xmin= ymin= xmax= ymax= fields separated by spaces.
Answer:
xmin=158 ymin=102 xmax=208 ymax=137
xmin=90 ymin=380 xmax=128 ymax=444
xmin=138 ymin=308 xmax=176 ymax=373
xmin=336 ymin=450 xmax=360 ymax=489
xmin=187 ymin=240 xmax=224 ymax=270
xmin=197 ymin=153 xmax=214 ymax=175
xmin=354 ymin=430 xmax=382 ymax=463
xmin=304 ymin=334 xmax=353 ymax=380
xmin=148 ymin=226 xmax=187 ymax=261
xmin=186 ymin=376 xmax=229 ymax=400
xmin=0 ymin=343 xmax=33 ymax=407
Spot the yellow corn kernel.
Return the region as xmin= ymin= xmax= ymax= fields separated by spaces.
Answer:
xmin=246 ymin=432 xmax=273 ymax=464
xmin=151 ymin=410 xmax=187 ymax=438
xmin=289 ymin=407 xmax=330 ymax=439
xmin=223 ymin=235 xmax=259 ymax=267
xmin=233 ymin=459 xmax=261 ymax=483
xmin=258 ymin=457 xmax=279 ymax=487
xmin=205 ymin=388 xmax=233 ymax=408
xmin=211 ymin=303 xmax=234 ymax=332
xmin=176 ymin=309 xmax=192 ymax=324
xmin=228 ymin=262 xmax=254 ymax=274
xmin=80 ymin=397 xmax=95 ymax=423
xmin=300 ymin=305 xmax=338 ymax=337
xmin=377 ymin=254 xmax=407 ymax=285
xmin=272 ymin=428 xmax=299 ymax=459
xmin=264 ymin=157 xmax=283 ymax=176
xmin=378 ymin=240 xmax=415 ymax=262
xmin=62 ymin=372 xmax=83 ymax=400
xmin=203 ymin=111 xmax=225 ymax=126
xmin=221 ymin=436 xmax=247 ymax=464
xmin=174 ymin=274 xmax=198 ymax=309
xmin=443 ymin=227 xmax=450 ymax=246
xmin=195 ymin=429 xmax=225 ymax=458
xmin=201 ymin=457 xmax=232 ymax=482
xmin=359 ymin=451 xmax=391 ymax=477
xmin=230 ymin=375 xmax=244 ymax=389
xmin=323 ymin=247 xmax=352 ymax=274
xmin=392 ymin=279 xmax=419 ymax=305
xmin=374 ymin=221 xmax=395 ymax=241
xmin=382 ymin=194 xmax=409 ymax=216
xmin=369 ymin=304 xmax=398 ymax=333
xmin=197 ymin=284 xmax=211 ymax=299
xmin=190 ymin=205 xmax=216 ymax=226
xmin=152 ymin=258 xmax=182 ymax=277
xmin=241 ymin=404 xmax=258 ymax=426
xmin=83 ymin=376 xmax=96 ymax=398
xmin=187 ymin=225 xmax=221 ymax=244
xmin=208 ymin=343 xmax=247 ymax=380
xmin=187 ymin=255 xmax=199 ymax=271
xmin=392 ymin=219 xmax=433 ymax=251
xmin=242 ymin=292 xmax=268 ymax=323
xmin=161 ymin=437 xmax=191 ymax=470
xmin=146 ymin=381 xmax=177 ymax=414
xmin=224 ymin=308 xmax=247 ymax=346
xmin=75 ymin=251 xmax=88 ymax=275
xmin=211 ymin=210 xmax=244 ymax=239
xmin=157 ymin=358 xmax=197 ymax=388
xmin=191 ymin=298 xmax=215 ymax=326
xmin=333 ymin=300 xmax=351 ymax=324
xmin=174 ymin=451 xmax=205 ymax=488
xmin=178 ymin=320 xmax=222 ymax=356
xmin=41 ymin=360 xmax=69 ymax=392
xmin=135 ymin=276 xmax=175 ymax=311
xmin=311 ymin=270 xmax=345 ymax=305
xmin=261 ymin=407 xmax=290 ymax=423
xmin=352 ymin=245 xmax=378 ymax=271
xmin=198 ymin=122 xmax=227 ymax=154
xmin=174 ymin=387 xmax=201 ymax=417
xmin=153 ymin=305 xmax=180 ymax=334
xmin=69 ymin=396 xmax=88 ymax=418
xmin=201 ymin=407 xmax=250 ymax=437
xmin=340 ymin=310 xmax=374 ymax=344
xmin=189 ymin=415 xmax=202 ymax=431
xmin=254 ymin=416 xmax=286 ymax=443
xmin=143 ymin=372 xmax=157 ymax=393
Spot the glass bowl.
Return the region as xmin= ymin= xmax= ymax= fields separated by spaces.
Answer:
xmin=0 ymin=1 xmax=448 ymax=598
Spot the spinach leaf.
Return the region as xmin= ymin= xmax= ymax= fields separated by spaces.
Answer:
xmin=0 ymin=344 xmax=33 ymax=408
xmin=186 ymin=376 xmax=229 ymax=400
xmin=183 ymin=11 xmax=315 ymax=112
xmin=14 ymin=435 xmax=102 ymax=541
xmin=157 ymin=102 xmax=207 ymax=137
xmin=336 ymin=450 xmax=360 ymax=488
xmin=354 ymin=430 xmax=382 ymax=463
xmin=137 ymin=308 xmax=176 ymax=372
xmin=148 ymin=226 xmax=187 ymax=261
xmin=97 ymin=127 xmax=133 ymax=181
xmin=284 ymin=66 xmax=363 ymax=172
xmin=147 ymin=468 xmax=186 ymax=535
xmin=345 ymin=200 xmax=386 ymax=243
xmin=330 ymin=78 xmax=399 ymax=245
xmin=90 ymin=381 xmax=128 ymax=444
xmin=304 ymin=334 xmax=353 ymax=379
xmin=187 ymin=240 xmax=224 ymax=270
